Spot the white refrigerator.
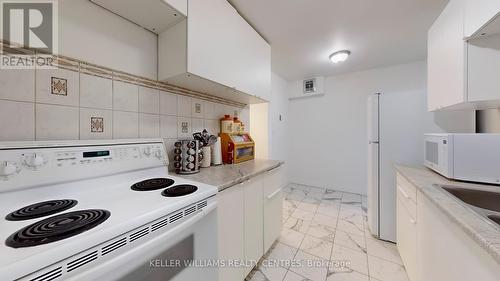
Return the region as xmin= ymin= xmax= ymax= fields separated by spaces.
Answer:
xmin=367 ymin=91 xmax=427 ymax=242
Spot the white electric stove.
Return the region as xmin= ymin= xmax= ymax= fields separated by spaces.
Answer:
xmin=0 ymin=139 xmax=218 ymax=281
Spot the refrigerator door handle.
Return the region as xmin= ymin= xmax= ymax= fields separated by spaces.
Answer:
xmin=369 ymin=141 xmax=380 ymax=144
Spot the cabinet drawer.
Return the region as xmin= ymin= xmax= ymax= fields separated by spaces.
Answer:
xmin=263 ymin=165 xmax=285 ymax=197
xmin=397 ymin=184 xmax=417 ymax=221
xmin=397 ymin=174 xmax=417 ymax=204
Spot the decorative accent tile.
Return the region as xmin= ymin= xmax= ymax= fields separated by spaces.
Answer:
xmin=80 ymin=108 xmax=112 ymax=140
xmin=91 ymin=117 xmax=104 ymax=133
xmin=177 ymin=117 xmax=192 ymax=138
xmin=80 ymin=62 xmax=112 ymax=79
xmin=51 ymin=77 xmax=67 ymax=96
xmin=36 ymin=69 xmax=79 ymax=106
xmin=192 ymin=98 xmax=204 ymax=118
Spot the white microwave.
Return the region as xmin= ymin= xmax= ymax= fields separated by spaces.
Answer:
xmin=424 ymin=134 xmax=500 ymax=184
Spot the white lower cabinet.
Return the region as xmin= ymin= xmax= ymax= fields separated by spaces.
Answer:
xmin=396 ymin=194 xmax=417 ymax=281
xmin=396 ymin=172 xmax=500 ymax=281
xmin=243 ymin=178 xmax=264 ymax=276
xmin=218 ymin=164 xmax=285 ymax=281
xmin=217 ymin=183 xmax=245 ymax=281
xmin=263 ymin=166 xmax=285 ymax=252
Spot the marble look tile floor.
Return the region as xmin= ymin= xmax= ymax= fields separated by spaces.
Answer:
xmin=246 ymin=183 xmax=409 ymax=281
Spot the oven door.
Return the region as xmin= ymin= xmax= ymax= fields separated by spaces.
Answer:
xmin=424 ymin=135 xmax=451 ymax=177
xmin=70 ymin=202 xmax=218 ymax=281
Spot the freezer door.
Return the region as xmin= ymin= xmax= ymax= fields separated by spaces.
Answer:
xmin=367 ymin=142 xmax=379 ymax=238
xmin=367 ymin=93 xmax=380 ymax=143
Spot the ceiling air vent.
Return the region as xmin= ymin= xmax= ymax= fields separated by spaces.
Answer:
xmin=67 ymin=251 xmax=98 ymax=272
xmin=101 ymin=237 xmax=127 ymax=255
xmin=29 ymin=267 xmax=62 ymax=281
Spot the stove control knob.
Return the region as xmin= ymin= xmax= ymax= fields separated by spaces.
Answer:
xmin=142 ymin=146 xmax=152 ymax=157
xmin=0 ymin=161 xmax=18 ymax=178
xmin=23 ymin=153 xmax=47 ymax=169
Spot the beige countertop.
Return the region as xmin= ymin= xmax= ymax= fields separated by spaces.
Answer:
xmin=395 ymin=165 xmax=500 ymax=265
xmin=177 ymin=159 xmax=284 ymax=192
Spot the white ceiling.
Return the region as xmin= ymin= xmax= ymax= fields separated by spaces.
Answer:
xmin=229 ymin=0 xmax=448 ymax=81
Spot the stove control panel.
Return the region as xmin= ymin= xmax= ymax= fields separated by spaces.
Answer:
xmin=0 ymin=140 xmax=168 ymax=192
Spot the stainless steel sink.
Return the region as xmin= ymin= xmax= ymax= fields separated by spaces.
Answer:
xmin=441 ymin=185 xmax=500 ymax=213
xmin=438 ymin=184 xmax=500 ymax=228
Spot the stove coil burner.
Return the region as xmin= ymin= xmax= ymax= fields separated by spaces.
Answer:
xmin=131 ymin=178 xmax=175 ymax=191
xmin=5 ymin=209 xmax=110 ymax=248
xmin=162 ymin=184 xmax=198 ymax=197
xmin=5 ymin=199 xmax=78 ymax=221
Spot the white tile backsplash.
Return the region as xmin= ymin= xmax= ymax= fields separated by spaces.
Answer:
xmin=139 ymin=113 xmax=160 ymax=138
xmin=36 ymin=104 xmax=79 ymax=140
xmin=0 ymin=69 xmax=35 ymax=102
xmin=0 ymin=54 xmax=245 ymax=142
xmin=80 ymin=74 xmax=113 ymax=109
xmin=204 ymin=119 xmax=219 ymax=136
xmin=36 ymin=69 xmax=80 ymax=106
xmin=79 ymin=108 xmax=113 ymax=139
xmin=160 ymin=91 xmax=177 ymax=116
xmin=0 ymin=100 xmax=35 ymax=141
xmin=139 ymin=86 xmax=160 ymax=114
xmin=160 ymin=115 xmax=178 ymax=139
xmin=113 ymin=80 xmax=138 ymax=112
xmin=113 ymin=111 xmax=139 ymax=138
xmin=192 ymin=118 xmax=204 ymax=133
xmin=177 ymin=95 xmax=192 ymax=117
xmin=203 ymin=101 xmax=217 ymax=119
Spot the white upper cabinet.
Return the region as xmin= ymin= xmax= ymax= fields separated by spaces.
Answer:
xmin=163 ymin=0 xmax=187 ymax=16
xmin=427 ymin=0 xmax=466 ymax=111
xmin=159 ymin=0 xmax=271 ymax=104
xmin=464 ymin=0 xmax=500 ymax=38
xmin=427 ymin=0 xmax=500 ymax=111
xmin=90 ymin=0 xmax=186 ymax=34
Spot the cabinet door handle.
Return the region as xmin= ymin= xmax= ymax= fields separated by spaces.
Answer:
xmin=267 ymin=188 xmax=282 ymax=200
xmin=397 ymin=185 xmax=410 ymax=199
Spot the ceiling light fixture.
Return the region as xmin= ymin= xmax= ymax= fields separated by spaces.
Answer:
xmin=329 ymin=50 xmax=351 ymax=63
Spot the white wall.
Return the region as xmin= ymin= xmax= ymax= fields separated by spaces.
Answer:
xmin=59 ymin=0 xmax=158 ymax=79
xmin=287 ymin=61 xmax=474 ymax=194
xmin=269 ymin=73 xmax=289 ymax=162
xmin=250 ymin=103 xmax=269 ymax=159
